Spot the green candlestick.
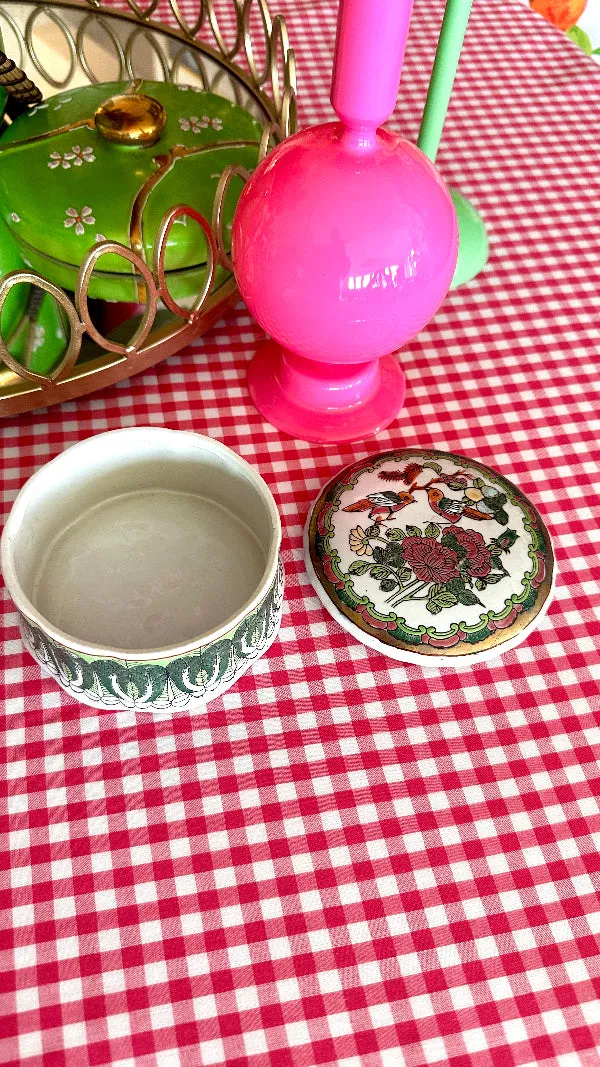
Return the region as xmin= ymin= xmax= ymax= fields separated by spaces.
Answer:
xmin=417 ymin=0 xmax=488 ymax=289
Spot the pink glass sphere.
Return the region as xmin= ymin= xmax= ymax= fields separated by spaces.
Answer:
xmin=232 ymin=122 xmax=458 ymax=365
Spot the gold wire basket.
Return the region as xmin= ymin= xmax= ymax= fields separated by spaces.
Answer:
xmin=0 ymin=0 xmax=296 ymax=416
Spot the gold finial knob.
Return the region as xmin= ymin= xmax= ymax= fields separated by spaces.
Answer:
xmin=95 ymin=93 xmax=167 ymax=147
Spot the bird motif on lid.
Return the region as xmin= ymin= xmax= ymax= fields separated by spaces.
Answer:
xmin=344 ymin=461 xmax=509 ymax=526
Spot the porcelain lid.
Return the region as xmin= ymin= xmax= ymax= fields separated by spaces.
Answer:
xmin=305 ymin=448 xmax=555 ymax=666
xmin=0 ymin=80 xmax=261 ymax=276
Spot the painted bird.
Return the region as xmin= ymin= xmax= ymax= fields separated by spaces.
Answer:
xmin=425 ymin=487 xmax=467 ymax=523
xmin=462 ymin=485 xmax=509 ymax=525
xmin=426 ymin=487 xmax=508 ymax=525
xmin=380 ymin=467 xmax=469 ymax=491
xmin=344 ymin=490 xmax=414 ymax=522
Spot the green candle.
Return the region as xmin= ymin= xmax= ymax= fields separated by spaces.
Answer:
xmin=417 ymin=0 xmax=488 ymax=290
xmin=417 ymin=0 xmax=473 ymax=163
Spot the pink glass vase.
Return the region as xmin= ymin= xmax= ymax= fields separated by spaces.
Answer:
xmin=232 ymin=0 xmax=458 ymax=444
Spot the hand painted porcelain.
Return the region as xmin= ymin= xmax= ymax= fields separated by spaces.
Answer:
xmin=232 ymin=0 xmax=458 ymax=443
xmin=0 ymin=80 xmax=262 ymax=302
xmin=305 ymin=449 xmax=555 ymax=665
xmin=1 ymin=428 xmax=283 ymax=713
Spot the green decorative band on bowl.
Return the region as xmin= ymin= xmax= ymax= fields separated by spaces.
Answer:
xmin=19 ymin=559 xmax=284 ymax=713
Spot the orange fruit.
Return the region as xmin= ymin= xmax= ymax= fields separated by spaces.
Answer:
xmin=530 ymin=0 xmax=587 ymax=31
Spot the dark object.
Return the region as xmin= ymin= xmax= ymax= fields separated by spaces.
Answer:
xmin=0 ymin=49 xmax=42 ymax=115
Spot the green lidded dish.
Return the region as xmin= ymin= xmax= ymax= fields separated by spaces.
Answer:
xmin=0 ymin=79 xmax=262 ymax=302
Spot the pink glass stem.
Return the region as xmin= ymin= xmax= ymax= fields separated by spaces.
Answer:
xmin=331 ymin=0 xmax=414 ymax=134
xmin=232 ymin=0 xmax=457 ymax=443
xmin=278 ymin=350 xmax=380 ymax=409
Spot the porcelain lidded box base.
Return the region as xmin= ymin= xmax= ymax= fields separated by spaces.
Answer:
xmin=305 ymin=449 xmax=555 ymax=666
xmin=1 ymin=428 xmax=283 ymax=713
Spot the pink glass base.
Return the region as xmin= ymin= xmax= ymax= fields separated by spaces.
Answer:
xmin=247 ymin=342 xmax=406 ymax=443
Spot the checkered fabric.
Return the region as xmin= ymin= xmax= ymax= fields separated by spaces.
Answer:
xmin=2 ymin=0 xmax=600 ymax=1064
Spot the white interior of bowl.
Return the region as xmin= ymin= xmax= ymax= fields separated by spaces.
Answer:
xmin=1 ymin=428 xmax=280 ymax=658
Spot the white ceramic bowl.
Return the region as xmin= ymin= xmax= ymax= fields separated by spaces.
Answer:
xmin=1 ymin=427 xmax=283 ymax=713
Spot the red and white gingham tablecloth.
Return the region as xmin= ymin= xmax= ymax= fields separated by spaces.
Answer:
xmin=1 ymin=1 xmax=600 ymax=1064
